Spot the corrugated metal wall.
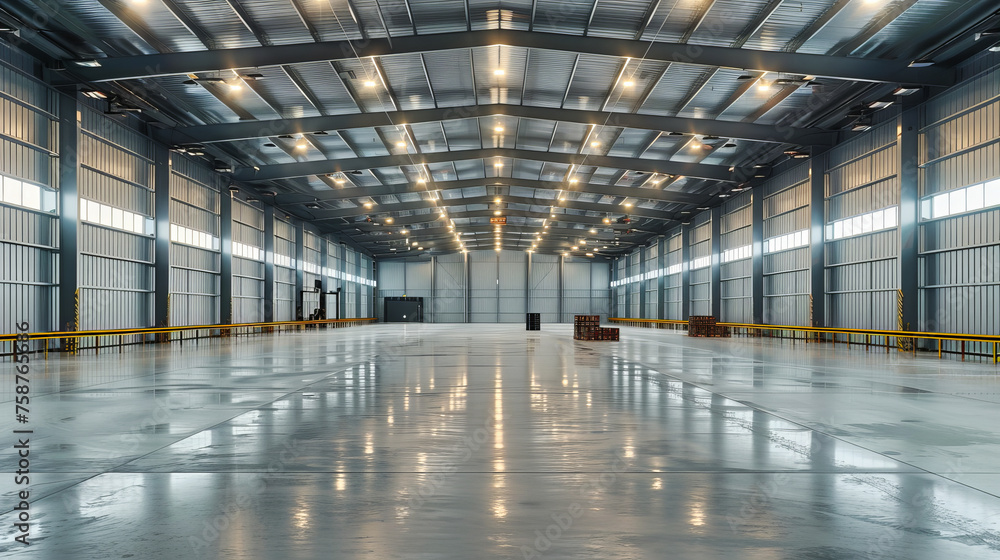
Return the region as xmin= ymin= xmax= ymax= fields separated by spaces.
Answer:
xmin=375 ymin=250 xmax=609 ymax=322
xmin=343 ymin=247 xmax=358 ymax=318
xmin=302 ymin=230 xmax=322 ymax=316
xmin=643 ymin=243 xmax=658 ymax=318
xmin=469 ymin=249 xmax=498 ymax=322
xmin=615 ymin=257 xmax=626 ymax=316
xmin=689 ymin=212 xmax=712 ymax=316
xmin=79 ymin=105 xmax=155 ymax=330
xmin=825 ymin=121 xmax=900 ymax=329
xmin=231 ymin=200 xmax=264 ymax=323
xmin=529 ymin=253 xmax=559 ymax=322
xmin=763 ymin=163 xmax=811 ymax=326
xmin=664 ymin=229 xmax=683 ymax=320
xmin=627 ymin=251 xmax=640 ymax=317
xmin=720 ymin=192 xmax=752 ymax=322
xmin=919 ymin=61 xmax=1000 ymax=354
xmin=273 ymin=217 xmax=296 ymax=320
xmin=435 ymin=253 xmax=466 ymax=322
xmin=0 ymin=43 xmax=58 ymax=333
xmin=169 ymin=154 xmax=220 ymax=326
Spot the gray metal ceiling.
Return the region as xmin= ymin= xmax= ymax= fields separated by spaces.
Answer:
xmin=6 ymin=0 xmax=995 ymax=257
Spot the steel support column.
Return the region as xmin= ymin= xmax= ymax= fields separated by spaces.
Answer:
xmin=710 ymin=207 xmax=722 ymax=319
xmin=294 ymin=222 xmax=304 ymax=319
xmin=152 ymin=140 xmax=171 ymax=329
xmin=751 ymin=189 xmax=764 ymax=324
xmin=681 ymin=224 xmax=691 ymax=321
xmin=638 ymin=246 xmax=647 ymax=319
xmin=809 ymin=153 xmax=827 ymax=327
xmin=220 ymin=192 xmax=233 ymax=324
xmin=898 ymin=103 xmax=920 ymax=334
xmin=263 ymin=205 xmax=275 ymax=322
xmin=657 ymin=236 xmax=666 ymax=320
xmin=57 ymin=89 xmax=79 ymax=338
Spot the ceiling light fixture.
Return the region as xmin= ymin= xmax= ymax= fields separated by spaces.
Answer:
xmin=364 ymin=80 xmax=377 ymax=87
xmin=81 ymin=90 xmax=108 ymax=99
xmin=892 ymin=86 xmax=921 ymax=96
xmin=494 ymin=126 xmax=504 ymax=133
xmin=622 ymin=80 xmax=634 ymax=87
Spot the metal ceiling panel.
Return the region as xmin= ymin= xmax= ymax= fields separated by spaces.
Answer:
xmin=379 ymin=53 xmax=436 ymax=111
xmin=514 ymin=119 xmax=557 ymax=152
xmin=472 ymin=45 xmax=527 ymax=105
xmin=237 ymin=0 xmax=316 ymax=45
xmin=112 ymin=0 xmax=209 ymax=52
xmin=796 ymin=3 xmax=885 ymax=55
xmin=588 ymin=0 xmax=656 ymax=39
xmin=423 ymin=49 xmax=477 ymax=107
xmin=716 ymin=83 xmax=784 ymax=122
xmin=453 ymin=159 xmax=486 ymax=180
xmin=607 ymin=128 xmax=657 ymax=157
xmin=332 ymin=58 xmax=395 ymax=112
xmin=605 ymin=59 xmax=669 ymax=113
xmin=688 ymin=0 xmax=768 ymax=48
xmin=151 ymin=75 xmax=245 ymax=123
xmin=408 ymin=0 xmax=469 ymax=34
xmin=637 ymin=63 xmax=708 ymax=116
xmin=548 ymin=121 xmax=590 ymax=154
xmin=409 ymin=122 xmax=449 ymax=153
xmin=371 ymin=167 xmax=406 ymax=185
xmin=638 ymin=0 xmax=706 ymax=43
xmin=512 ymin=159 xmax=545 ymax=180
xmin=562 ymin=54 xmax=622 ymax=111
xmin=340 ymin=128 xmax=391 ymax=157
xmin=521 ymin=49 xmax=578 ymax=108
xmin=538 ymin=162 xmax=571 ymax=182
xmin=351 ymin=0 xmax=414 ymax=37
xmin=676 ymin=68 xmax=748 ymax=119
xmin=286 ymin=62 xmax=361 ymax=115
xmin=289 ymin=0 xmax=365 ymax=41
xmin=238 ymin=66 xmax=320 ymax=119
xmin=172 ymin=0 xmax=262 ymax=49
xmin=479 ymin=115 xmax=518 ymax=149
xmin=532 ymin=0 xmax=593 ymax=35
xmin=851 ymin=0 xmax=965 ymax=59
xmin=742 ymin=0 xmax=830 ymax=51
xmin=442 ymin=118 xmax=482 ymax=151
xmin=22 ymin=0 xmax=158 ymax=55
xmin=311 ymin=133 xmax=359 ymax=159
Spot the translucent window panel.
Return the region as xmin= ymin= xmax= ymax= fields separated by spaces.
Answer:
xmin=986 ymin=179 xmax=1000 ymax=207
xmin=121 ymin=210 xmax=133 ymax=231
xmin=861 ymin=213 xmax=873 ymax=233
xmin=21 ymin=183 xmax=40 ymax=210
xmin=966 ymin=184 xmax=984 ymax=210
xmin=100 ymin=205 xmax=113 ymax=226
xmin=185 ymin=228 xmax=193 ymax=245
xmin=932 ymin=193 xmax=949 ymax=218
xmin=920 ymin=199 xmax=931 ymax=220
xmin=3 ymin=176 xmax=22 ymax=205
xmin=170 ymin=223 xmax=178 ymax=241
xmin=884 ymin=207 xmax=898 ymax=228
xmin=79 ymin=199 xmax=88 ymax=221
xmin=111 ymin=208 xmax=123 ymax=229
xmin=133 ymin=214 xmax=144 ymax=233
xmin=851 ymin=216 xmax=863 ymax=235
xmin=89 ymin=201 xmax=101 ymax=223
xmin=842 ymin=219 xmax=853 ymax=237
xmin=872 ymin=209 xmax=884 ymax=230
xmin=949 ymin=189 xmax=966 ymax=214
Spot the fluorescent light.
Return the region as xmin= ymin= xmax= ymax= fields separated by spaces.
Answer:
xmin=494 ymin=69 xmax=505 ymax=76
xmin=866 ymin=99 xmax=893 ymax=110
xmin=622 ymin=80 xmax=634 ymax=87
xmin=81 ymin=90 xmax=108 ymax=99
xmin=72 ymin=60 xmax=102 ymax=68
xmin=892 ymin=86 xmax=921 ymax=96
xmin=494 ymin=126 xmax=504 ymax=132
xmin=364 ymin=80 xmax=377 ymax=87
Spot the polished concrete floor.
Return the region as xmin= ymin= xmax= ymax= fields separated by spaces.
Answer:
xmin=2 ymin=323 xmax=999 ymax=559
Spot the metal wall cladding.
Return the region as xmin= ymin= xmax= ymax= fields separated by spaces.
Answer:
xmin=760 ymin=169 xmax=813 ymax=326
xmin=469 ymin=253 xmax=498 ymax=322
xmin=303 ymin=230 xmax=321 ymax=252
xmin=233 ymin=221 xmax=263 ymax=247
xmin=721 ymin=259 xmax=752 ymax=323
xmin=825 ymin=121 xmax=899 ymax=199
xmin=826 ymin=179 xmax=900 ymax=222
xmin=690 ymin=267 xmax=712 ymax=316
xmin=563 ymin=260 xmax=593 ymax=322
xmin=233 ymin=200 xmax=264 ymax=230
xmin=274 ymin=217 xmax=295 ymax=241
xmin=379 ymin=262 xmax=406 ymax=291
xmin=529 ymin=254 xmax=559 ymax=322
xmin=918 ymin=64 xmax=1000 ymax=347
xmin=435 ymin=253 xmax=467 ymax=323
xmin=274 ymin=236 xmax=295 ymax=259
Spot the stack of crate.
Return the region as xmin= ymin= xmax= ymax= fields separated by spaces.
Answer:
xmin=525 ymin=313 xmax=541 ymax=331
xmin=573 ymin=315 xmax=620 ymax=341
xmin=687 ymin=316 xmax=730 ymax=337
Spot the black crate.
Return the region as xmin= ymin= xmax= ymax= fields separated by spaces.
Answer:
xmin=526 ymin=313 xmax=541 ymax=331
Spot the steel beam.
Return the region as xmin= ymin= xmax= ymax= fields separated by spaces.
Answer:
xmin=168 ymin=103 xmax=835 ymax=146
xmin=70 ymin=30 xmax=953 ymax=86
xmin=276 ymin=176 xmax=703 ymax=205
xmin=312 ymin=194 xmax=676 ymax=221
xmin=233 ymin=147 xmax=740 ymax=183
